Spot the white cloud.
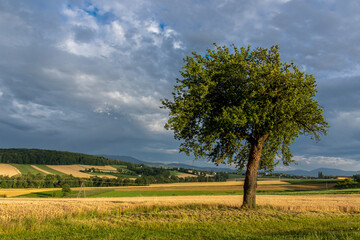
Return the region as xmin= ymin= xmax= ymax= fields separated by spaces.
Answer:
xmin=147 ymin=21 xmax=161 ymax=34
xmin=130 ymin=113 xmax=168 ymax=133
xmin=62 ymin=7 xmax=99 ymax=30
xmin=277 ymin=155 xmax=360 ymax=171
xmin=107 ymin=21 xmax=126 ymax=44
xmin=1 ymin=0 xmax=360 ymax=167
xmin=58 ymin=37 xmax=115 ymax=58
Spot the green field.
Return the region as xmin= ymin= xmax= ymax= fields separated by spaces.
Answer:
xmin=111 ymin=165 xmax=128 ymax=169
xmin=9 ymin=164 xmax=44 ymax=175
xmin=1 ymin=204 xmax=359 ymax=239
xmin=16 ymin=187 xmax=360 ymax=198
xmin=3 ymin=180 xmax=360 ymax=239
xmin=284 ymin=179 xmax=344 ymax=184
xmin=33 ymin=165 xmax=67 ymax=176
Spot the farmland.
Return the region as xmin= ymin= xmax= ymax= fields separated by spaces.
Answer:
xmin=0 ymin=193 xmax=359 ymax=239
xmin=0 ymin=179 xmax=343 ymax=198
xmin=0 ymin=149 xmax=359 ymax=238
xmin=46 ymin=165 xmax=118 ymax=179
xmin=0 ymin=164 xmax=21 ymax=177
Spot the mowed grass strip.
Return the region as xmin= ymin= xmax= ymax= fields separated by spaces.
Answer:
xmin=9 ymin=164 xmax=44 ymax=175
xmin=31 ymin=165 xmax=53 ymax=175
xmin=34 ymin=165 xmax=67 ymax=176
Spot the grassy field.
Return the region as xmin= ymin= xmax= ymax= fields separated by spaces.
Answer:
xmin=35 ymin=165 xmax=67 ymax=175
xmin=1 ymin=180 xmax=360 ymax=239
xmin=284 ymin=179 xmax=344 ymax=184
xmin=16 ymin=187 xmax=360 ymax=198
xmin=5 ymin=179 xmax=356 ymax=199
xmin=0 ymin=195 xmax=359 ymax=239
xmin=9 ymin=164 xmax=44 ymax=175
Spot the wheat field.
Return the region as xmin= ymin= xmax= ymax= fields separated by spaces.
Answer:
xmin=0 ymin=164 xmax=21 ymax=177
xmin=176 ymin=172 xmax=198 ymax=178
xmin=1 ymin=194 xmax=359 ymax=222
xmin=0 ymin=188 xmax=60 ymax=198
xmin=46 ymin=165 xmax=117 ymax=178
xmin=78 ymin=165 xmax=117 ymax=172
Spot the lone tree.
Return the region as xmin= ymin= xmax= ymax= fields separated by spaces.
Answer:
xmin=161 ymin=44 xmax=328 ymax=208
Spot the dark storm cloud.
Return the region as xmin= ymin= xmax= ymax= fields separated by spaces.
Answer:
xmin=0 ymin=0 xmax=359 ymax=170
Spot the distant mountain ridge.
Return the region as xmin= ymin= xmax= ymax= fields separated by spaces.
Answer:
xmin=274 ymin=168 xmax=360 ymax=177
xmin=100 ymin=154 xmax=236 ymax=172
xmin=100 ymin=155 xmax=360 ymax=175
xmin=100 ymin=155 xmax=145 ymax=164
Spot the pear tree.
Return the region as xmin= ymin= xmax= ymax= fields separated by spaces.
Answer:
xmin=161 ymin=44 xmax=328 ymax=208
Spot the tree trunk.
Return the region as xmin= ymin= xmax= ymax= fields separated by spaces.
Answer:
xmin=242 ymin=137 xmax=266 ymax=208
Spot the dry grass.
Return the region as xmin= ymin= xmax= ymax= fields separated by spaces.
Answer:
xmin=0 ymin=188 xmax=60 ymax=197
xmin=31 ymin=165 xmax=53 ymax=175
xmin=176 ymin=172 xmax=198 ymax=178
xmin=78 ymin=165 xmax=117 ymax=172
xmin=0 ymin=194 xmax=359 ymax=222
xmin=46 ymin=165 xmax=117 ymax=179
xmin=0 ymin=164 xmax=21 ymax=177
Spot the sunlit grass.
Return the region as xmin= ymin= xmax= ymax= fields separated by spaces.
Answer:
xmin=0 ymin=202 xmax=359 ymax=239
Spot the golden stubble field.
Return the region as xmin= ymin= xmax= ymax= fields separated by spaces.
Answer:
xmin=0 ymin=164 xmax=21 ymax=177
xmin=46 ymin=165 xmax=117 ymax=178
xmin=1 ymin=194 xmax=359 ymax=222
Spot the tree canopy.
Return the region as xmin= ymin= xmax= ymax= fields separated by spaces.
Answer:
xmin=162 ymin=44 xmax=328 ymax=208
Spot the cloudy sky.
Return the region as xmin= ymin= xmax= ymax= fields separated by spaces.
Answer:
xmin=0 ymin=0 xmax=359 ymax=171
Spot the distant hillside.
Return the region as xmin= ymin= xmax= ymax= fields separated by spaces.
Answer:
xmin=0 ymin=148 xmax=129 ymax=166
xmin=99 ymin=154 xmax=236 ymax=172
xmin=275 ymin=168 xmax=360 ymax=177
xmin=100 ymin=155 xmax=145 ymax=164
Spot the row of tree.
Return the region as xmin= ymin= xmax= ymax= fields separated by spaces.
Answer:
xmin=0 ymin=148 xmax=126 ymax=166
xmin=0 ymin=171 xmax=229 ymax=188
xmin=335 ymin=175 xmax=360 ymax=189
xmin=135 ymin=172 xmax=229 ymax=185
xmin=0 ymin=174 xmax=137 ymax=188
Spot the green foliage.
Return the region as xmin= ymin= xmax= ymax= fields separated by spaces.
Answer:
xmin=335 ymin=178 xmax=360 ymax=189
xmin=0 ymin=173 xmax=137 ymax=188
xmin=162 ymin=44 xmax=328 ymax=171
xmin=61 ymin=184 xmax=71 ymax=196
xmin=285 ymin=179 xmax=344 ymax=184
xmin=0 ymin=148 xmax=130 ymax=166
xmin=353 ymin=174 xmax=360 ymax=183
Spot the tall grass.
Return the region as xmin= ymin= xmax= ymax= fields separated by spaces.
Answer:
xmin=0 ymin=202 xmax=359 ymax=239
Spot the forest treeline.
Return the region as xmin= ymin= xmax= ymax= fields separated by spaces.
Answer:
xmin=0 ymin=172 xmax=229 ymax=189
xmin=0 ymin=148 xmax=128 ymax=166
xmin=0 ymin=149 xmax=229 ymax=189
xmin=0 ymin=173 xmax=137 ymax=188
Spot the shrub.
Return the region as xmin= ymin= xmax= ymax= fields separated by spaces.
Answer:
xmin=62 ymin=184 xmax=71 ymax=196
